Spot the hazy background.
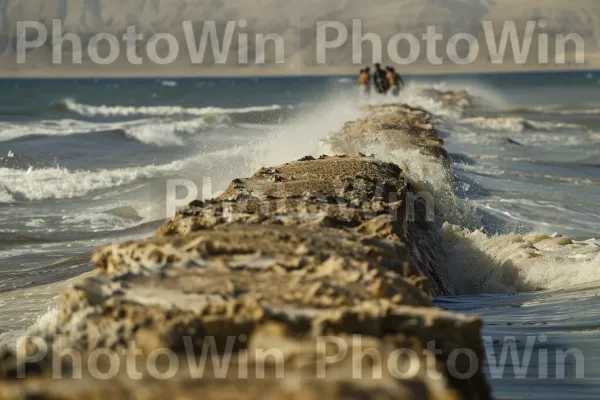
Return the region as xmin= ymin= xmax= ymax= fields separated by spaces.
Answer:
xmin=0 ymin=0 xmax=599 ymax=76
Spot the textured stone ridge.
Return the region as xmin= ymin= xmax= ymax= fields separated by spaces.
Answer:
xmin=0 ymin=103 xmax=491 ymax=399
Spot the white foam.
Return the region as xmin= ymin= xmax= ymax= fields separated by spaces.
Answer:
xmin=461 ymin=116 xmax=580 ymax=133
xmin=361 ymin=140 xmax=458 ymax=211
xmin=464 ymin=116 xmax=581 ymax=133
xmin=58 ymin=98 xmax=283 ymax=117
xmin=441 ymin=223 xmax=600 ymax=294
xmin=124 ymin=118 xmax=209 ymax=146
xmin=0 ymin=161 xmax=182 ymax=202
xmin=399 ymin=86 xmax=462 ymax=119
xmin=22 ymin=307 xmax=60 ymax=335
xmin=0 ymin=142 xmax=251 ymax=203
xmin=0 ymin=119 xmax=105 ymax=142
xmin=160 ymin=80 xmax=178 ymax=87
xmin=0 ymin=117 xmax=213 ymax=146
xmin=247 ymin=95 xmax=360 ymax=172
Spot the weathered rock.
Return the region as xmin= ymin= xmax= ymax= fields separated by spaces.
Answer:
xmin=327 ymin=104 xmax=448 ymax=160
xmin=0 ymin=100 xmax=491 ymax=400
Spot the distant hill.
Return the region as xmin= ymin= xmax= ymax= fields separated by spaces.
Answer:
xmin=486 ymin=0 xmax=600 ymax=47
xmin=1 ymin=0 xmax=599 ymax=76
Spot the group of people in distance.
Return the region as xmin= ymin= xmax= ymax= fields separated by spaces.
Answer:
xmin=358 ymin=63 xmax=404 ymax=98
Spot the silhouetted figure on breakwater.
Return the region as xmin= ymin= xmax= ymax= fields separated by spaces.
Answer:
xmin=358 ymin=67 xmax=371 ymax=98
xmin=373 ymin=63 xmax=389 ymax=94
xmin=386 ymin=66 xmax=404 ymax=97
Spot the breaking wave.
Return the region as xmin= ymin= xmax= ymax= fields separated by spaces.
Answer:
xmin=0 ymin=117 xmax=217 ymax=146
xmin=460 ymin=116 xmax=581 ymax=133
xmin=123 ymin=118 xmax=212 ymax=146
xmin=51 ymin=98 xmax=285 ymax=117
xmin=441 ymin=224 xmax=600 ymax=294
xmin=375 ymin=87 xmax=600 ymax=295
xmin=0 ymin=163 xmax=176 ymax=203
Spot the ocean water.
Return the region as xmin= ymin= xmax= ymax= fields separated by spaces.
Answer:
xmin=0 ymin=72 xmax=599 ymax=397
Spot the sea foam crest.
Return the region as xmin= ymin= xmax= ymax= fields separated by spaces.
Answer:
xmin=53 ymin=98 xmax=283 ymax=117
xmin=0 ymin=117 xmax=213 ymax=146
xmin=461 ymin=116 xmax=581 ymax=133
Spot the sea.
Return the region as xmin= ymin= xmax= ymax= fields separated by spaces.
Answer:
xmin=0 ymin=72 xmax=599 ymax=398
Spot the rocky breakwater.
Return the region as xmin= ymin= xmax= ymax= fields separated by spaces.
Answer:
xmin=0 ymin=102 xmax=491 ymax=399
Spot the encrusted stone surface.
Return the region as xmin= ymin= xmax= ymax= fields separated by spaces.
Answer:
xmin=327 ymin=104 xmax=448 ymax=160
xmin=0 ymin=100 xmax=491 ymax=400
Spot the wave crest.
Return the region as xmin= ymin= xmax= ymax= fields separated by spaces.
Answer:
xmin=0 ymin=117 xmax=218 ymax=147
xmin=441 ymin=223 xmax=600 ymax=294
xmin=460 ymin=116 xmax=581 ymax=133
xmin=51 ymin=98 xmax=284 ymax=117
xmin=0 ymin=163 xmax=179 ymax=203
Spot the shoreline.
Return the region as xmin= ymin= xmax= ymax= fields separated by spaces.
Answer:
xmin=1 ymin=64 xmax=599 ymax=79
